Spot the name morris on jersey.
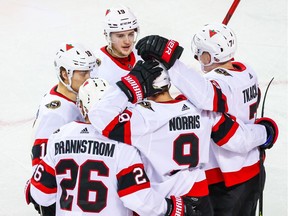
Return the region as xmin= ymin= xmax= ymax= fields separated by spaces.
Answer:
xmin=169 ymin=115 xmax=200 ymax=131
xmin=55 ymin=139 xmax=115 ymax=157
xmin=242 ymin=83 xmax=258 ymax=103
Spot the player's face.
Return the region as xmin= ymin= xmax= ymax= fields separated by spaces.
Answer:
xmin=110 ymin=29 xmax=137 ymax=57
xmin=71 ymin=70 xmax=91 ymax=92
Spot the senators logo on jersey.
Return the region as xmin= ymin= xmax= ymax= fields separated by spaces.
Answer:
xmin=96 ymin=58 xmax=101 ymax=66
xmin=138 ymin=101 xmax=154 ymax=111
xmin=45 ymin=100 xmax=61 ymax=109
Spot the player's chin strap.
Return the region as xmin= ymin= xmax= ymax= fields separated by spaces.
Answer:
xmin=259 ymin=77 xmax=274 ymax=216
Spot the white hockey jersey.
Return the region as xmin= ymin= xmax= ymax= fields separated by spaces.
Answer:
xmin=31 ymin=85 xmax=84 ymax=167
xmin=168 ymin=60 xmax=262 ymax=186
xmin=91 ymin=46 xmax=142 ymax=85
xmin=89 ymin=87 xmax=267 ymax=198
xmin=30 ymin=121 xmax=167 ymax=216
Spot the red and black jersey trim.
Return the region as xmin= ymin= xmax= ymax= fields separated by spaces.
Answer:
xmin=31 ymin=161 xmax=57 ymax=194
xmin=117 ymin=163 xmax=150 ymax=197
xmin=211 ymin=113 xmax=239 ymax=146
xmin=50 ymin=85 xmax=76 ymax=103
xmin=103 ymin=110 xmax=132 ymax=145
xmin=32 ymin=139 xmax=48 ymax=166
xmin=210 ymin=80 xmax=228 ymax=113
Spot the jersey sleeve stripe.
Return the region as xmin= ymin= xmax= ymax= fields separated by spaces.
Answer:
xmin=31 ymin=178 xmax=57 ymax=194
xmin=211 ymin=113 xmax=239 ymax=146
xmin=31 ymin=161 xmax=57 ymax=194
xmin=118 ymin=182 xmax=151 ymax=197
xmin=31 ymin=139 xmax=48 ymax=166
xmin=117 ymin=163 xmax=151 ymax=197
xmin=211 ymin=80 xmax=228 ymax=113
xmin=103 ymin=110 xmax=132 ymax=144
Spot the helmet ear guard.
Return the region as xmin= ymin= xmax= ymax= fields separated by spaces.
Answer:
xmin=77 ymin=78 xmax=111 ymax=118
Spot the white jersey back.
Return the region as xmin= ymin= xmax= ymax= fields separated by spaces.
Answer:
xmin=89 ymin=87 xmax=267 ymax=197
xmin=31 ymin=85 xmax=83 ymax=167
xmin=92 ymin=46 xmax=142 ymax=85
xmin=30 ymin=122 xmax=167 ymax=216
xmin=204 ymin=62 xmax=259 ymax=123
xmin=168 ymin=61 xmax=261 ymax=186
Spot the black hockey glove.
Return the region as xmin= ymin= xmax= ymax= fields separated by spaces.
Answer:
xmin=39 ymin=204 xmax=56 ymax=216
xmin=116 ymin=60 xmax=163 ymax=103
xmin=165 ymin=196 xmax=202 ymax=216
xmin=255 ymin=117 xmax=279 ymax=149
xmin=136 ymin=35 xmax=184 ymax=69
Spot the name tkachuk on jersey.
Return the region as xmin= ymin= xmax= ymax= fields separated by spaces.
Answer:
xmin=242 ymin=83 xmax=258 ymax=103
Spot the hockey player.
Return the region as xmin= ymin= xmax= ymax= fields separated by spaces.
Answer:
xmin=28 ymin=42 xmax=97 ymax=215
xmin=88 ymin=60 xmax=277 ymax=216
xmin=26 ymin=78 xmax=199 ymax=216
xmin=91 ymin=5 xmax=142 ymax=84
xmin=135 ymin=24 xmax=279 ymax=216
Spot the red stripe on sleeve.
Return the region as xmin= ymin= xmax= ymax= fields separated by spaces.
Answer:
xmin=118 ymin=182 xmax=151 ymax=197
xmin=217 ymin=121 xmax=239 ymax=146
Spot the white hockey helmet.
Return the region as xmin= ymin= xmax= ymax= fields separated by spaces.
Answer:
xmin=104 ymin=6 xmax=139 ymax=39
xmin=54 ymin=42 xmax=97 ymax=93
xmin=77 ymin=78 xmax=111 ymax=118
xmin=152 ymin=62 xmax=170 ymax=92
xmin=191 ymin=23 xmax=237 ymax=65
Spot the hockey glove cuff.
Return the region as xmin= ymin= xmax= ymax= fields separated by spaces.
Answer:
xmin=165 ymin=196 xmax=202 ymax=216
xmin=256 ymin=117 xmax=279 ymax=149
xmin=116 ymin=60 xmax=163 ymax=103
xmin=165 ymin=196 xmax=185 ymax=216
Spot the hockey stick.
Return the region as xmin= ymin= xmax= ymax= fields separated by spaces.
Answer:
xmin=222 ymin=0 xmax=241 ymax=25
xmin=261 ymin=77 xmax=274 ymax=117
xmin=258 ymin=77 xmax=274 ymax=216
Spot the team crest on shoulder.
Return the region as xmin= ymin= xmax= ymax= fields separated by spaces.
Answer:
xmin=139 ymin=101 xmax=155 ymax=111
xmin=45 ymin=100 xmax=61 ymax=109
xmin=214 ymin=68 xmax=232 ymax=76
xmin=96 ymin=58 xmax=101 ymax=66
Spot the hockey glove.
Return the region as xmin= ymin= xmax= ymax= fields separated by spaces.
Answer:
xmin=165 ymin=196 xmax=202 ymax=216
xmin=116 ymin=60 xmax=163 ymax=103
xmin=255 ymin=117 xmax=279 ymax=149
xmin=136 ymin=35 xmax=184 ymax=69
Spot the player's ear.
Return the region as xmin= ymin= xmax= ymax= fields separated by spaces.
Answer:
xmin=59 ymin=67 xmax=69 ymax=83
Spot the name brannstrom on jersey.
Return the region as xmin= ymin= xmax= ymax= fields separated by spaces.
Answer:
xmin=55 ymin=139 xmax=115 ymax=157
